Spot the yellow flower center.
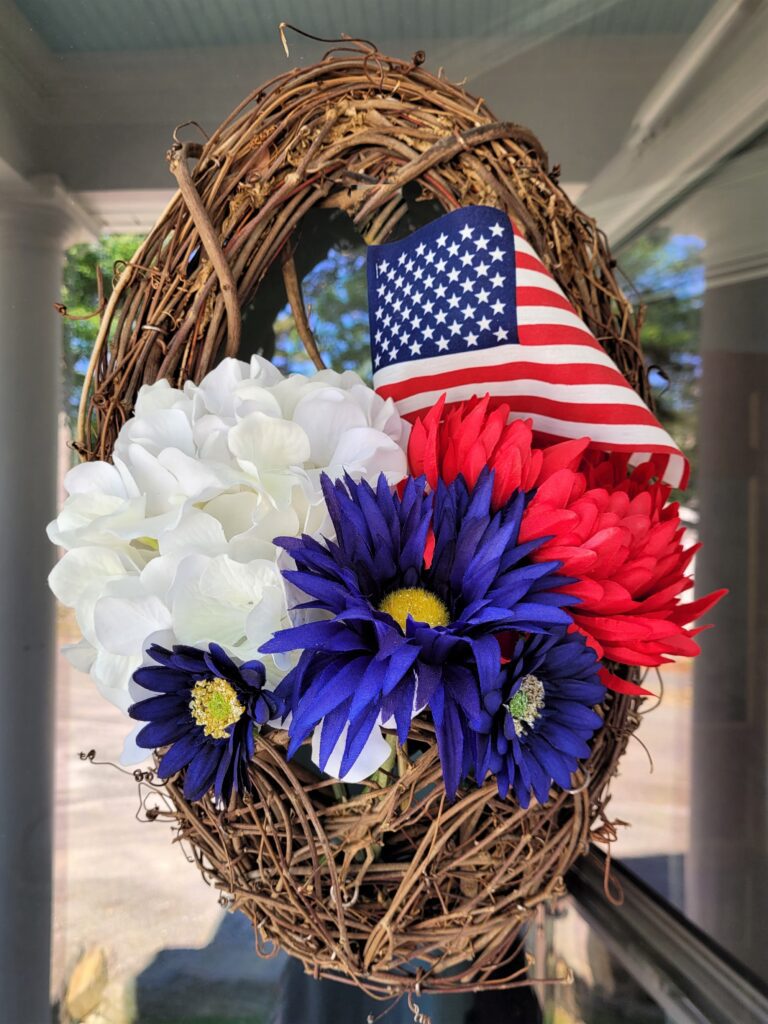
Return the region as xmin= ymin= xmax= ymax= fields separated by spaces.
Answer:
xmin=379 ymin=587 xmax=450 ymax=632
xmin=189 ymin=677 xmax=245 ymax=739
xmin=506 ymin=673 xmax=545 ymax=737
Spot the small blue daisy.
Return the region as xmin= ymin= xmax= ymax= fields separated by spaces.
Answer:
xmin=129 ymin=643 xmax=281 ymax=803
xmin=475 ymin=630 xmax=605 ymax=807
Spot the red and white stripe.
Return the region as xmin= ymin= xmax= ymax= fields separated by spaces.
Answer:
xmin=374 ymin=222 xmax=688 ymax=488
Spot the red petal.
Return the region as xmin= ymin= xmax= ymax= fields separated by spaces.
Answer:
xmin=423 ymin=529 xmax=435 ymax=569
xmin=577 ymin=614 xmax=655 ymax=640
xmin=539 ymin=437 xmax=590 ymax=481
xmin=464 ymin=440 xmax=488 ymax=490
xmin=534 ymin=468 xmax=581 ymax=509
xmin=599 ymin=668 xmax=655 ymax=697
xmin=544 ymin=545 xmax=599 ymax=575
xmin=612 ymin=565 xmax=654 ymax=594
xmin=668 ymin=588 xmax=727 ymax=625
xmin=519 ymin=506 xmax=577 ymax=542
xmin=521 ymin=448 xmax=543 ymax=492
xmin=407 ymin=417 xmax=427 ymax=478
xmin=564 ymin=578 xmax=605 ymax=603
xmin=482 ymin=403 xmax=509 ymax=456
xmin=410 ymin=395 xmax=446 ymax=490
xmin=593 ymin=580 xmax=634 ymax=614
xmin=568 ymin=622 xmax=604 ymax=658
xmin=601 ymin=646 xmax=672 ymax=668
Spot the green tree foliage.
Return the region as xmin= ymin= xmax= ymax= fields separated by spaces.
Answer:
xmin=60 ymin=234 xmax=143 ymax=436
xmin=272 ymin=247 xmax=371 ymax=380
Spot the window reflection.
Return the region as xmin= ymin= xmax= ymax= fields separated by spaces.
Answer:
xmin=611 ymin=139 xmax=768 ymax=979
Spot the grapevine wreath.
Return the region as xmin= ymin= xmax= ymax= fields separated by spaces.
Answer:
xmin=50 ymin=38 xmax=723 ymax=999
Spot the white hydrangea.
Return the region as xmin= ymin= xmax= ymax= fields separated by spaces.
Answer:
xmin=50 ymin=357 xmax=409 ymax=761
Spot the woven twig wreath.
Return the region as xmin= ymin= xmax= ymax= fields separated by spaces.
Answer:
xmin=79 ymin=41 xmax=643 ymax=998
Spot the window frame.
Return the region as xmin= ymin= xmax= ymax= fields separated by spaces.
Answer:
xmin=568 ymin=852 xmax=768 ymax=1024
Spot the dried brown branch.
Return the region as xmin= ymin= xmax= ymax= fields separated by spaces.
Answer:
xmin=281 ymin=245 xmax=325 ymax=369
xmin=150 ymin=692 xmax=636 ymax=999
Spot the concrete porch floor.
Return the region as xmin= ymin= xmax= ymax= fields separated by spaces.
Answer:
xmin=52 ymin=614 xmax=693 ymax=1022
xmin=52 ymin=641 xmax=286 ymax=1023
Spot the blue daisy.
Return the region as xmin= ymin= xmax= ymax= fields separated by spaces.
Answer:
xmin=475 ymin=630 xmax=605 ymax=807
xmin=128 ymin=643 xmax=281 ymax=803
xmin=261 ymin=471 xmax=577 ymax=798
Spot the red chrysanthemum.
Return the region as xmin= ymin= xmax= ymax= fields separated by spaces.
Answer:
xmin=518 ymin=454 xmax=726 ymax=669
xmin=408 ymin=395 xmax=589 ymax=508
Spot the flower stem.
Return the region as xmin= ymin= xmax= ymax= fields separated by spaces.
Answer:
xmin=369 ymin=733 xmax=398 ymax=789
xmin=331 ymin=782 xmax=348 ymax=802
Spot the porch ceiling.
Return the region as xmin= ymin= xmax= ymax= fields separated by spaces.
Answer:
xmin=15 ymin=0 xmax=713 ymax=54
xmin=0 ymin=0 xmax=716 ymax=234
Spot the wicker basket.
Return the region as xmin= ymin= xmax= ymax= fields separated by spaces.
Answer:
xmin=79 ymin=41 xmax=642 ymax=998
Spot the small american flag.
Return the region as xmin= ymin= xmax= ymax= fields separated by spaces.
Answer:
xmin=368 ymin=206 xmax=688 ymax=488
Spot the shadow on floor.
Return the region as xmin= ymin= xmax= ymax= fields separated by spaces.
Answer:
xmin=134 ymin=915 xmax=542 ymax=1024
xmin=134 ymin=912 xmax=283 ymax=1023
xmin=272 ymin=956 xmax=542 ymax=1024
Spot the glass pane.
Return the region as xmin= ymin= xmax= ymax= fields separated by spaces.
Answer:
xmin=538 ymin=899 xmax=670 ymax=1024
xmin=610 ymin=136 xmax=768 ymax=980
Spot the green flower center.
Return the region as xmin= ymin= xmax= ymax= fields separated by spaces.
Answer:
xmin=506 ymin=673 xmax=545 ymax=737
xmin=379 ymin=587 xmax=450 ymax=632
xmin=189 ymin=677 xmax=244 ymax=739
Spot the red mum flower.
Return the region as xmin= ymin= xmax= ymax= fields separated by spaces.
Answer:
xmin=408 ymin=395 xmax=589 ymax=508
xmin=518 ymin=454 xmax=726 ymax=669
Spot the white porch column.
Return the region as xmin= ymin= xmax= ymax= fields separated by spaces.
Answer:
xmin=0 ymin=190 xmax=69 ymax=1023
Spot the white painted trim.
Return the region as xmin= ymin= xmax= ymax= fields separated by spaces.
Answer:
xmin=627 ymin=0 xmax=752 ymax=149
xmin=73 ymin=189 xmax=176 ymax=235
xmin=705 ymin=253 xmax=768 ymax=290
xmin=580 ymin=1 xmax=768 ymax=247
xmin=0 ymin=168 xmax=98 ymax=245
xmin=31 ymin=175 xmax=102 ymax=244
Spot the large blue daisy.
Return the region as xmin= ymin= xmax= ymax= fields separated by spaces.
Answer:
xmin=128 ymin=643 xmax=281 ymax=803
xmin=475 ymin=630 xmax=605 ymax=807
xmin=261 ymin=471 xmax=577 ymax=798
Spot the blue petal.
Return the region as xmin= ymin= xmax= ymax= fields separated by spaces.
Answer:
xmin=136 ymin=718 xmax=193 ymax=749
xmin=205 ymin=643 xmax=239 ymax=680
xmin=157 ymin=730 xmax=205 ymax=778
xmin=183 ymin=742 xmax=222 ymax=801
xmin=381 ymin=644 xmax=420 ymax=696
xmin=129 ymin=693 xmax=188 ymax=722
xmin=340 ymin=704 xmax=381 ymax=777
xmin=415 ymin=662 xmax=442 ymax=707
xmin=263 ymin=619 xmax=362 ymax=654
xmin=239 ymin=663 xmax=266 ymax=689
xmin=390 ymin=675 xmax=415 ymax=745
xmin=132 ymin=666 xmax=191 ymax=693
xmin=213 ymin=742 xmax=235 ymax=801
xmin=288 ymin=655 xmax=372 ymax=755
xmin=318 ymin=702 xmax=351 ymax=770
xmin=347 ymin=658 xmax=388 ymax=720
xmin=167 ymin=645 xmax=211 ymax=673
xmin=434 ymin=699 xmax=466 ymax=801
xmin=467 ymin=634 xmax=501 ymax=695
